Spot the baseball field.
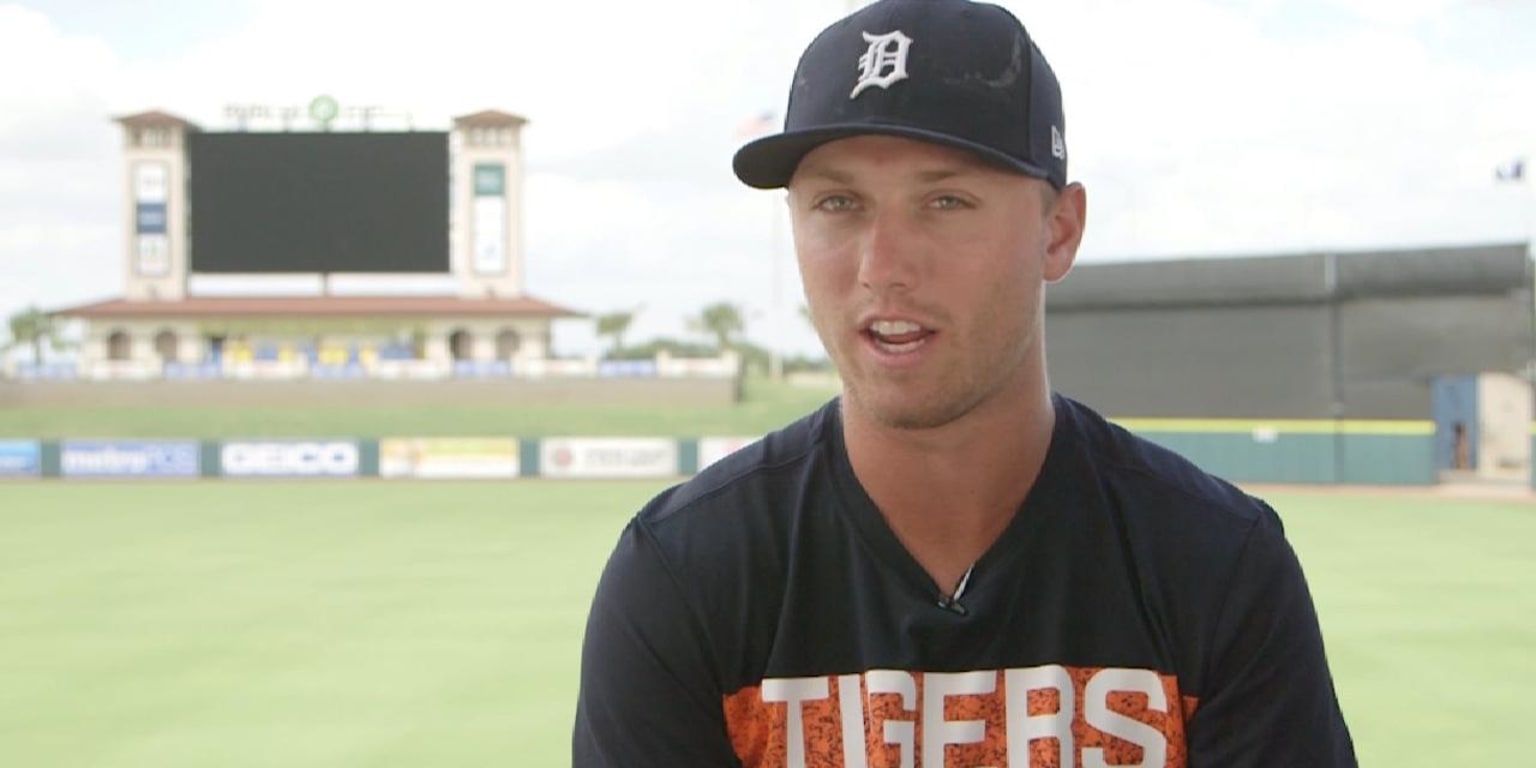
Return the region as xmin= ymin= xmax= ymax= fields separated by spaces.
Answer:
xmin=0 ymin=380 xmax=1530 ymax=766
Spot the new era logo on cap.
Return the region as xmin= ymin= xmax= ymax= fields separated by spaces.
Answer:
xmin=733 ymin=0 xmax=1069 ymax=190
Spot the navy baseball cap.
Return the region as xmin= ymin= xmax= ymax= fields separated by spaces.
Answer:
xmin=733 ymin=0 xmax=1067 ymax=190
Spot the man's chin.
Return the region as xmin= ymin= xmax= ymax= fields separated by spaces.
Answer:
xmin=846 ymin=388 xmax=971 ymax=432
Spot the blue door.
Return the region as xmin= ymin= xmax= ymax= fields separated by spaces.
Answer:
xmin=1431 ymin=375 xmax=1479 ymax=471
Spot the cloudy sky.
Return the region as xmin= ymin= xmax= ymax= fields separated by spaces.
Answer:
xmin=1 ymin=0 xmax=1532 ymax=358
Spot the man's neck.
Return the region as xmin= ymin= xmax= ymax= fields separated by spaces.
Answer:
xmin=841 ymin=378 xmax=1057 ymax=593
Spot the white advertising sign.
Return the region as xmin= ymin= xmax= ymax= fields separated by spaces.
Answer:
xmin=222 ymin=441 xmax=359 ymax=477
xmin=135 ymin=162 xmax=168 ymax=202
xmin=137 ymin=235 xmax=170 ymax=276
xmin=472 ymin=197 xmax=506 ymax=275
xmin=540 ymin=438 xmax=677 ymax=479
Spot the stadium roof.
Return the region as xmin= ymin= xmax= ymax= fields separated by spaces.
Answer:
xmin=113 ymin=110 xmax=200 ymax=131
xmin=52 ymin=295 xmax=584 ymax=320
xmin=1049 ymin=242 xmax=1532 ymax=310
xmin=453 ymin=110 xmax=529 ymax=128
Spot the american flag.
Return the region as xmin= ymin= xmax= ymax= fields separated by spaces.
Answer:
xmin=736 ymin=111 xmax=777 ymax=140
xmin=1495 ymin=157 xmax=1525 ymax=182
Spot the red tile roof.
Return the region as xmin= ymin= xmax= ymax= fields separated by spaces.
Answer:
xmin=113 ymin=110 xmax=200 ymax=130
xmin=53 ymin=295 xmax=584 ymax=319
xmin=453 ymin=110 xmax=529 ymax=128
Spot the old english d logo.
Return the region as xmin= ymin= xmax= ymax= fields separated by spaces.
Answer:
xmin=851 ymin=30 xmax=913 ymax=99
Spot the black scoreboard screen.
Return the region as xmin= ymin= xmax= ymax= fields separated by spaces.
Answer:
xmin=188 ymin=132 xmax=449 ymax=273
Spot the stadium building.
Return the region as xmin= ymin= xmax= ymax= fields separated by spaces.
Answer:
xmin=1046 ymin=242 xmax=1534 ymax=485
xmin=49 ymin=107 xmax=588 ymax=381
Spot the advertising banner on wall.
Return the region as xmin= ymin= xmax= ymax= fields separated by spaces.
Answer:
xmin=136 ymin=235 xmax=170 ymax=277
xmin=135 ymin=162 xmax=168 ymax=202
xmin=540 ymin=438 xmax=678 ymax=479
xmin=136 ymin=203 xmax=167 ymax=234
xmin=472 ymin=162 xmax=507 ymax=275
xmin=134 ymin=162 xmax=171 ymax=277
xmin=221 ymin=440 xmax=360 ymax=477
xmin=61 ymin=440 xmax=200 ymax=478
xmin=379 ymin=438 xmax=520 ymax=479
xmin=697 ymin=436 xmax=762 ymax=472
xmin=597 ymin=360 xmax=659 ymax=378
xmin=0 ymin=440 xmax=41 ymax=477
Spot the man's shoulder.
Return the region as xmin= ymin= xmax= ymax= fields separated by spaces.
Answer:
xmin=1059 ymin=395 xmax=1282 ymax=538
xmin=636 ymin=398 xmax=840 ymax=536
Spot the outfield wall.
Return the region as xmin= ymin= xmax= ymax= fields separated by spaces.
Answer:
xmin=1121 ymin=419 xmax=1436 ymax=486
xmin=0 ymin=421 xmax=1454 ymax=486
xmin=0 ymin=436 xmax=754 ymax=480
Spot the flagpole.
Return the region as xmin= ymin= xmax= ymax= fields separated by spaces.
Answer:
xmin=769 ymin=194 xmax=784 ymax=380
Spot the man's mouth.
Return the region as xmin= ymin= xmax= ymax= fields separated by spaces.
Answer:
xmin=865 ymin=319 xmax=933 ymax=354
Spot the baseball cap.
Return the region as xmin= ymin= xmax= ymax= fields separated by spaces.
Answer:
xmin=732 ymin=0 xmax=1067 ymax=190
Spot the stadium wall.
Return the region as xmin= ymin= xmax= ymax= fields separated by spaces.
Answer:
xmin=1122 ymin=419 xmax=1436 ymax=485
xmin=0 ymin=423 xmax=1441 ymax=485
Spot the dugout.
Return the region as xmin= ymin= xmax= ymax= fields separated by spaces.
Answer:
xmin=1044 ymin=242 xmax=1534 ymax=484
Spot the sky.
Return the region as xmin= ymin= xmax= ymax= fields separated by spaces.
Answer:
xmin=1 ymin=0 xmax=1533 ymax=359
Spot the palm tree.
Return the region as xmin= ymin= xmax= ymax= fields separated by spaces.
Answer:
xmin=691 ymin=302 xmax=745 ymax=351
xmin=594 ymin=310 xmax=635 ymax=356
xmin=6 ymin=306 xmax=57 ymax=364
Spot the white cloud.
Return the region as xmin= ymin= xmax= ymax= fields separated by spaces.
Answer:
xmin=1007 ymin=0 xmax=1534 ymax=260
xmin=0 ymin=5 xmax=123 ymax=328
xmin=1 ymin=0 xmax=1531 ymax=359
xmin=1330 ymin=0 xmax=1458 ymax=26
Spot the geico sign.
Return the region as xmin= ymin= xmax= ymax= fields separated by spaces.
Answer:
xmin=222 ymin=441 xmax=359 ymax=476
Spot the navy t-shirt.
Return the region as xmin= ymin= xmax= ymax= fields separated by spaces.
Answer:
xmin=574 ymin=395 xmax=1356 ymax=767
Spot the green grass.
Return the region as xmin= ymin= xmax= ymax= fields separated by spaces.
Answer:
xmin=0 ymin=481 xmax=661 ymax=767
xmin=1265 ymin=489 xmax=1536 ymax=765
xmin=0 ymin=482 xmax=1530 ymax=766
xmin=0 ymin=377 xmax=841 ymax=439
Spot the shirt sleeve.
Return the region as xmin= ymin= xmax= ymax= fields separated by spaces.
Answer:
xmin=1186 ymin=510 xmax=1358 ymax=766
xmin=572 ymin=517 xmax=742 ymax=768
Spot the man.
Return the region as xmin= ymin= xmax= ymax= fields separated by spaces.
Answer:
xmin=574 ymin=0 xmax=1356 ymax=765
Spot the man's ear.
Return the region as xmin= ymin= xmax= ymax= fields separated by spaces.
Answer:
xmin=1043 ymin=182 xmax=1086 ymax=284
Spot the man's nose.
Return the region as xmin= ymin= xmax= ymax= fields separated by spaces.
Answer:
xmin=857 ymin=209 xmax=922 ymax=294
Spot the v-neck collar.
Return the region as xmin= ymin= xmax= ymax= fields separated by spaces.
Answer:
xmin=825 ymin=394 xmax=1083 ymax=605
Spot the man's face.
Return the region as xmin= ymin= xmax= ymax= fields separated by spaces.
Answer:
xmin=787 ymin=134 xmax=1082 ymax=431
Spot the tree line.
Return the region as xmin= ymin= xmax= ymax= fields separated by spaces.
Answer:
xmin=595 ymin=302 xmax=829 ymax=375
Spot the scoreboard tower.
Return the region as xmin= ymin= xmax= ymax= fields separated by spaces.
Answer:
xmin=54 ymin=107 xmax=578 ymax=379
xmin=117 ymin=108 xmax=531 ymax=302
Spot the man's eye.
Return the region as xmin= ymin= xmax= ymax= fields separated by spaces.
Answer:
xmin=815 ymin=195 xmax=857 ymax=212
xmin=930 ymin=195 xmax=971 ymax=210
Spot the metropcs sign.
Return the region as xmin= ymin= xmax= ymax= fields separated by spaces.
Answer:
xmin=221 ymin=441 xmax=359 ymax=477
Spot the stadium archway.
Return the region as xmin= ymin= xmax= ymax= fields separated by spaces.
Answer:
xmin=153 ymin=330 xmax=178 ymax=364
xmin=106 ymin=330 xmax=132 ymax=361
xmin=496 ymin=329 xmax=520 ymax=360
xmin=448 ymin=329 xmax=473 ymax=361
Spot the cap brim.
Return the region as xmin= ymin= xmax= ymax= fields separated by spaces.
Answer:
xmin=732 ymin=123 xmax=1054 ymax=190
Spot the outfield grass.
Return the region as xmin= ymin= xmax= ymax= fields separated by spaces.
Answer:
xmin=0 ymin=377 xmax=840 ymax=439
xmin=0 ymin=481 xmax=659 ymax=767
xmin=0 ymin=482 xmax=1530 ymax=766
xmin=1265 ymin=489 xmax=1536 ymax=765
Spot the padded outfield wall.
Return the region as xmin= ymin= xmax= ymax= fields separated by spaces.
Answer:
xmin=1 ymin=430 xmax=1530 ymax=487
xmin=1042 ymin=243 xmax=1533 ymax=485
